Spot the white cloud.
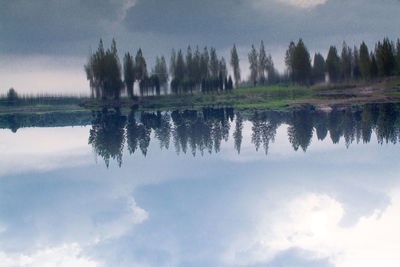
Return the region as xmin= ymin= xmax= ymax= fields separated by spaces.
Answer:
xmin=121 ymin=0 xmax=137 ymax=19
xmin=222 ymin=190 xmax=400 ymax=266
xmin=277 ymin=0 xmax=327 ymax=8
xmin=0 ymin=244 xmax=99 ymax=267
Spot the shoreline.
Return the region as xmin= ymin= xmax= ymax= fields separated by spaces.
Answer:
xmin=1 ymin=78 xmax=400 ymax=115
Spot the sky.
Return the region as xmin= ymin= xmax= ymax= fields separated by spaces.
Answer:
xmin=1 ymin=0 xmax=400 ymax=94
xmin=0 ymin=123 xmax=400 ymax=266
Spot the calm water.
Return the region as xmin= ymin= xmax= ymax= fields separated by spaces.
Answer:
xmin=1 ymin=105 xmax=400 ymax=266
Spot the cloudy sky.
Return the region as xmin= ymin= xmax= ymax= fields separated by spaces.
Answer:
xmin=1 ymin=123 xmax=400 ymax=266
xmin=1 ymin=0 xmax=400 ymax=94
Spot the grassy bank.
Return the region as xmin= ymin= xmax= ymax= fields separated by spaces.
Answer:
xmin=82 ymin=77 xmax=400 ymax=111
xmin=0 ymin=95 xmax=88 ymax=114
xmin=2 ymin=77 xmax=400 ymax=114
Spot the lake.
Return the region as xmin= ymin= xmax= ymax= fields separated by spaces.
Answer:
xmin=0 ymin=104 xmax=400 ymax=266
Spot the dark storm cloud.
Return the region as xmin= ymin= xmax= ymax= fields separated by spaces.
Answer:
xmin=123 ymin=0 xmax=400 ymax=50
xmin=0 ymin=0 xmax=134 ymax=54
xmin=1 ymin=0 xmax=400 ymax=58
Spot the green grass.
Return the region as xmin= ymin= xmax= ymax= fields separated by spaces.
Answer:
xmin=3 ymin=77 xmax=400 ymax=114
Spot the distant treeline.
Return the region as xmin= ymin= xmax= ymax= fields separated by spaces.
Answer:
xmin=0 ymin=88 xmax=88 ymax=106
xmin=84 ymin=37 xmax=400 ymax=100
xmin=87 ymin=104 xmax=400 ymax=167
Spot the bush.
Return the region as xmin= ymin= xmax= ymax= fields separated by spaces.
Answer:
xmin=7 ymin=88 xmax=18 ymax=105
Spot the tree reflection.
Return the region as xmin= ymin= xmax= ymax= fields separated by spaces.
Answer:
xmin=250 ymin=111 xmax=280 ymax=155
xmin=88 ymin=108 xmax=126 ymax=167
xmin=288 ymin=109 xmax=313 ymax=152
xmin=80 ymin=104 xmax=400 ymax=166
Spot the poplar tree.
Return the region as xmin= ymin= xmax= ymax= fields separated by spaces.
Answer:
xmin=352 ymin=46 xmax=361 ymax=80
xmin=341 ymin=41 xmax=353 ymax=81
xmin=370 ymin=53 xmax=379 ymax=79
xmin=258 ymin=41 xmax=267 ymax=85
xmin=186 ymin=46 xmax=195 ymax=83
xmin=175 ymin=49 xmax=185 ymax=82
xmin=326 ymin=46 xmax=341 ymax=83
xmin=193 ymin=47 xmax=201 ymax=84
xmin=153 ymin=56 xmax=168 ymax=87
xmin=170 ymin=49 xmax=177 ymax=79
xmin=209 ymin=47 xmax=219 ymax=78
xmin=396 ymin=39 xmax=400 ymax=74
xmin=123 ymin=52 xmax=135 ymax=98
xmin=359 ymin=42 xmax=371 ymax=80
xmin=285 ymin=41 xmax=296 ymax=82
xmin=230 ymin=44 xmax=241 ymax=88
xmin=312 ymin=53 xmax=326 ymax=83
xmin=135 ymin=48 xmax=148 ymax=81
xmin=85 ymin=39 xmax=123 ymax=100
xmin=375 ymin=38 xmax=395 ymax=76
xmin=200 ymin=47 xmax=210 ymax=79
xmin=292 ymin=39 xmax=311 ymax=85
xmin=248 ymin=44 xmax=258 ymax=87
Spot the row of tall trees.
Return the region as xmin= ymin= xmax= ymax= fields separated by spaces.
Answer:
xmin=123 ymin=48 xmax=169 ymax=98
xmin=284 ymin=37 xmax=400 ymax=85
xmin=248 ymin=41 xmax=279 ymax=87
xmin=85 ymin=38 xmax=400 ymax=98
xmin=85 ymin=39 xmax=123 ymax=99
xmin=169 ymin=46 xmax=234 ymax=94
xmin=85 ymin=39 xmax=169 ymax=100
xmin=85 ymin=40 xmax=240 ymax=99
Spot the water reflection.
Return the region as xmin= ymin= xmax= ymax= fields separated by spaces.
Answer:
xmin=1 ymin=104 xmax=400 ymax=266
xmin=86 ymin=104 xmax=400 ymax=166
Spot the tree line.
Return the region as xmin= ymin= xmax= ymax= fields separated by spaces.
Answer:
xmin=85 ymin=37 xmax=400 ymax=100
xmin=169 ymin=46 xmax=234 ymax=94
xmin=283 ymin=37 xmax=400 ymax=85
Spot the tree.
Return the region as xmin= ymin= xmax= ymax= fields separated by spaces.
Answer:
xmin=123 ymin=52 xmax=135 ymax=98
xmin=258 ymin=41 xmax=267 ymax=85
xmin=175 ymin=49 xmax=185 ymax=82
xmin=285 ymin=41 xmax=296 ymax=81
xmin=228 ymin=76 xmax=233 ymax=90
xmin=375 ymin=38 xmax=396 ymax=76
xmin=152 ymin=56 xmax=168 ymax=88
xmin=312 ymin=53 xmax=326 ymax=83
xmin=359 ymin=42 xmax=371 ymax=80
xmin=159 ymin=56 xmax=169 ymax=86
xmin=396 ymin=39 xmax=400 ymax=74
xmin=84 ymin=39 xmax=123 ymax=100
xmin=209 ymin=47 xmax=219 ymax=78
xmin=341 ymin=41 xmax=352 ymax=81
xmin=219 ymin=57 xmax=227 ymax=79
xmin=186 ymin=46 xmax=195 ymax=83
xmin=265 ymin=54 xmax=275 ymax=83
xmin=107 ymin=39 xmax=123 ymax=100
xmin=193 ymin=46 xmax=201 ymax=84
xmin=200 ymin=47 xmax=210 ymax=80
xmin=352 ymin=46 xmax=361 ymax=80
xmin=370 ymin=53 xmax=379 ymax=79
xmin=170 ymin=49 xmax=177 ymax=79
xmin=292 ymin=39 xmax=311 ymax=85
xmin=248 ymin=44 xmax=258 ymax=87
xmin=170 ymin=49 xmax=185 ymax=94
xmin=326 ymin=46 xmax=341 ymax=83
xmin=135 ymin=48 xmax=148 ymax=81
xmin=7 ymin=88 xmax=18 ymax=105
xmin=219 ymin=57 xmax=228 ymax=90
xmin=230 ymin=44 xmax=241 ymax=88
